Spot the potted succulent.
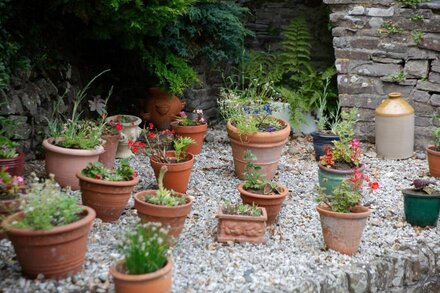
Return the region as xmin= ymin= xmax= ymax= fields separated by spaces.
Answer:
xmin=76 ymin=160 xmax=139 ymax=222
xmin=130 ymin=126 xmax=195 ymax=193
xmin=427 ymin=117 xmax=440 ymax=177
xmin=402 ymin=179 xmax=440 ymax=227
xmin=216 ymin=201 xmax=267 ymax=244
xmin=316 ymin=168 xmax=378 ymax=255
xmin=134 ymin=166 xmax=193 ymax=240
xmin=318 ymin=108 xmax=363 ymax=195
xmin=106 ymin=115 xmax=142 ymax=159
xmin=1 ymin=175 xmax=96 ymax=279
xmin=110 ymin=223 xmax=172 ymax=293
xmin=0 ymin=116 xmax=24 ymax=176
xmin=237 ymin=150 xmax=289 ymax=224
xmin=0 ymin=168 xmax=23 ymax=239
xmin=171 ymin=109 xmax=208 ymax=155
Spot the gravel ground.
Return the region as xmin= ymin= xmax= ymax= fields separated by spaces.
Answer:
xmin=1 ymin=126 xmax=439 ymax=292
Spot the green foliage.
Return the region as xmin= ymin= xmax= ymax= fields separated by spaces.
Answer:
xmin=381 ymin=21 xmax=404 ymax=35
xmin=12 ymin=176 xmax=83 ymax=230
xmin=145 ymin=166 xmax=187 ymax=206
xmin=433 ymin=116 xmax=440 ymax=148
xmin=316 ymin=178 xmax=362 ymax=213
xmin=242 ymin=150 xmax=279 ymax=194
xmin=409 ymin=14 xmax=424 ymax=21
xmin=316 ymin=72 xmax=341 ymax=133
xmin=397 ymin=0 xmax=424 ymax=8
xmin=173 ymin=136 xmax=195 ymax=162
xmin=119 ymin=223 xmax=169 ymax=275
xmin=0 ymin=167 xmax=22 ymax=199
xmin=0 ymin=137 xmax=18 ymax=158
xmin=388 ymin=71 xmax=406 ymax=83
xmin=412 ymin=30 xmax=424 ymax=45
xmin=223 ymin=201 xmax=262 ymax=217
xmin=81 ymin=159 xmax=136 ymax=181
xmin=240 ymin=50 xmax=282 ymax=86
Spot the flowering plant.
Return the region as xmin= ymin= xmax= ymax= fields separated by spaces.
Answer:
xmin=317 ymin=168 xmax=379 ymax=213
xmin=145 ymin=166 xmax=186 ymax=206
xmin=0 ymin=167 xmax=23 ymax=199
xmin=175 ymin=109 xmax=206 ymax=126
xmin=80 ymin=159 xmax=138 ymax=181
xmin=88 ymin=94 xmax=123 ymax=136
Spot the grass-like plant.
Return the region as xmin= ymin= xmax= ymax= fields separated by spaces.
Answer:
xmin=80 ymin=159 xmax=136 ymax=181
xmin=174 ymin=136 xmax=195 ymax=162
xmin=145 ymin=166 xmax=187 ymax=207
xmin=242 ymin=150 xmax=281 ymax=195
xmin=223 ymin=201 xmax=262 ymax=217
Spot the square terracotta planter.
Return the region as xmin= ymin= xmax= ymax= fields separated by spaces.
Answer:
xmin=216 ymin=205 xmax=267 ymax=244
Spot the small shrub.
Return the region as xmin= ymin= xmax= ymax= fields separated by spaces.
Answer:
xmin=243 ymin=150 xmax=280 ymax=195
xmin=81 ymin=159 xmax=137 ymax=181
xmin=223 ymin=201 xmax=262 ymax=217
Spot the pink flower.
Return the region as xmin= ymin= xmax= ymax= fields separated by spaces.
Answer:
xmin=349 ymin=138 xmax=360 ymax=148
xmin=149 ymin=123 xmax=154 ymax=130
xmin=179 ymin=111 xmax=187 ymax=117
xmin=17 ymin=176 xmax=23 ymax=183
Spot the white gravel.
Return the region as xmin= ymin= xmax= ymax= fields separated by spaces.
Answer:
xmin=0 ymin=126 xmax=439 ymax=292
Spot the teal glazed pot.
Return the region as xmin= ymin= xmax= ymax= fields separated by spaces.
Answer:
xmin=318 ymin=163 xmax=365 ymax=195
xmin=403 ymin=189 xmax=440 ymax=227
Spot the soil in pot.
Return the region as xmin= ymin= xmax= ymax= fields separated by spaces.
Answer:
xmin=171 ymin=122 xmax=208 ymax=155
xmin=403 ymin=188 xmax=440 ymax=227
xmin=427 ymin=146 xmax=440 ymax=177
xmin=311 ymin=132 xmax=339 ymax=161
xmin=0 ymin=152 xmax=25 ymax=177
xmin=318 ymin=163 xmax=365 ymax=195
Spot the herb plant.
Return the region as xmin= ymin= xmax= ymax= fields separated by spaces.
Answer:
xmin=223 ymin=201 xmax=262 ymax=217
xmin=0 ymin=167 xmax=23 ymax=200
xmin=81 ymin=159 xmax=137 ymax=181
xmin=145 ymin=166 xmax=186 ymax=207
xmin=175 ymin=110 xmax=205 ymax=126
xmin=243 ymin=150 xmax=280 ymax=195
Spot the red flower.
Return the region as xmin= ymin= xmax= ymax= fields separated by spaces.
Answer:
xmin=95 ymin=174 xmax=102 ymax=180
xmin=370 ymin=182 xmax=379 ymax=190
xmin=171 ymin=129 xmax=175 ymax=134
xmin=132 ymin=147 xmax=138 ymax=153
xmin=128 ymin=139 xmax=134 ymax=147
xmin=115 ymin=123 xmax=123 ymax=131
xmin=148 ymin=132 xmax=156 ymax=139
xmin=149 ymin=123 xmax=154 ymax=129
xmin=115 ymin=116 xmax=121 ymax=121
xmin=134 ymin=171 xmax=139 ymax=177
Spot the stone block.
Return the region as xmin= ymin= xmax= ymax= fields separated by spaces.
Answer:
xmin=407 ymin=48 xmax=438 ymax=60
xmin=324 ymin=0 xmax=392 ymax=4
xmin=414 ymin=102 xmax=435 ymax=116
xmin=338 ymin=75 xmax=384 ymax=95
xmin=371 ymin=56 xmax=403 ymax=64
xmin=335 ymin=49 xmax=372 ymax=60
xmin=366 ymin=7 xmax=394 ymax=17
xmin=378 ymin=42 xmax=409 ymax=54
xmin=432 ymin=59 xmax=440 ymax=73
xmin=8 ymin=115 xmax=31 ymax=140
xmin=404 ymin=60 xmax=429 ymax=79
xmin=417 ymin=80 xmax=440 ymax=93
xmin=431 ymin=94 xmax=440 ymax=106
xmin=410 ymin=89 xmax=430 ymax=103
xmin=350 ymin=37 xmax=380 ymax=50
xmin=0 ymin=92 xmax=24 ymax=115
xmin=368 ymin=17 xmax=385 ymax=29
xmin=352 ymin=63 xmax=402 ymax=77
xmin=382 ymin=83 xmax=416 ymax=98
xmin=346 ymin=266 xmax=368 ymax=293
xmin=429 ymin=72 xmax=440 ymax=84
xmin=339 ymin=94 xmax=385 ymax=109
xmin=419 ymin=34 xmax=440 ymax=52
xmin=349 ymin=6 xmax=365 ymax=16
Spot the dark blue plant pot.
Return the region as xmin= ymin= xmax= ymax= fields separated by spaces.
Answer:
xmin=311 ymin=132 xmax=340 ymax=161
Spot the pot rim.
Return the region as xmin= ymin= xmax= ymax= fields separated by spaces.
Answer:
xmin=226 ymin=117 xmax=291 ymax=138
xmin=316 ymin=203 xmax=371 ymax=219
xmin=150 ymin=151 xmax=195 ymax=166
xmin=311 ymin=131 xmax=339 ymax=139
xmin=170 ymin=121 xmax=208 ymax=134
xmin=217 ymin=205 xmax=268 ymax=221
xmin=106 ymin=115 xmax=142 ymax=127
xmin=402 ymin=188 xmax=440 ymax=198
xmin=237 ymin=183 xmax=289 ymax=200
xmin=0 ymin=151 xmax=25 ymax=162
xmin=76 ymin=173 xmax=140 ymax=187
xmin=318 ymin=162 xmax=365 ymax=175
xmin=110 ymin=257 xmax=173 ymax=282
xmin=2 ymin=205 xmax=96 ymax=236
xmin=427 ymin=145 xmax=440 ymax=155
xmin=43 ymin=138 xmax=105 ymax=156
xmin=134 ymin=190 xmax=193 ymax=210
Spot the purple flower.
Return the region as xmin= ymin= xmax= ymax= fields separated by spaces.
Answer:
xmin=267 ymin=127 xmax=275 ymax=132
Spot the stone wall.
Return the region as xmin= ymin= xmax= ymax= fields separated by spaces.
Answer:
xmin=324 ymin=0 xmax=440 ymax=151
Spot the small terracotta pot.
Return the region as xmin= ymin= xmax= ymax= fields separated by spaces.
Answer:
xmin=0 ymin=198 xmax=20 ymax=240
xmin=149 ymin=151 xmax=194 ymax=193
xmin=99 ymin=133 xmax=121 ymax=169
xmin=318 ymin=163 xmax=365 ymax=195
xmin=43 ymin=139 xmax=105 ymax=190
xmin=110 ymin=258 xmax=173 ymax=293
xmin=216 ymin=205 xmax=267 ymax=244
xmin=134 ymin=191 xmax=192 ymax=240
xmin=2 ymin=206 xmax=96 ymax=279
xmin=170 ymin=122 xmax=208 ymax=155
xmin=77 ymin=173 xmax=139 ymax=222
xmin=316 ymin=204 xmax=371 ymax=256
xmin=0 ymin=152 xmax=25 ymax=176
xmin=237 ymin=183 xmax=289 ymax=225
xmin=226 ymin=117 xmax=291 ymax=180
xmin=427 ymin=146 xmax=440 ymax=177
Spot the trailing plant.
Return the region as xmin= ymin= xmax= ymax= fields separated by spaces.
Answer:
xmin=145 ymin=166 xmax=187 ymax=206
xmin=381 ymin=21 xmax=404 ymax=35
xmin=242 ymin=150 xmax=281 ymax=195
xmin=0 ymin=167 xmax=23 ymax=200
xmin=388 ymin=71 xmax=406 ymax=83
xmin=412 ymin=30 xmax=424 ymax=45
xmin=222 ymin=201 xmax=262 ymax=217
xmin=119 ymin=223 xmax=169 ymax=275
xmin=409 ymin=14 xmax=424 ymax=21
xmin=175 ymin=109 xmax=205 ymax=126
xmin=80 ymin=159 xmax=137 ymax=181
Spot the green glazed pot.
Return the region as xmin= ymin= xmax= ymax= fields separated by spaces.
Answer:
xmin=318 ymin=163 xmax=365 ymax=195
xmin=403 ymin=189 xmax=440 ymax=227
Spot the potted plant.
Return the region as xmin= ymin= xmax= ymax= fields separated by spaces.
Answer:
xmin=427 ymin=116 xmax=440 ymax=177
xmin=402 ymin=179 xmax=440 ymax=227
xmin=105 ymin=115 xmax=142 ymax=159
xmin=0 ymin=116 xmax=25 ymax=176
xmin=76 ymin=160 xmax=139 ymax=222
xmin=216 ymin=201 xmax=267 ymax=244
xmin=1 ymin=175 xmax=96 ymax=279
xmin=237 ymin=150 xmax=289 ymax=224
xmin=316 ymin=168 xmax=378 ymax=255
xmin=130 ymin=126 xmax=195 ymax=193
xmin=318 ymin=108 xmax=362 ymax=195
xmin=0 ymin=168 xmax=23 ymax=239
xmin=171 ymin=109 xmax=208 ymax=155
xmin=134 ymin=166 xmax=193 ymax=240
xmin=110 ymin=223 xmax=172 ymax=293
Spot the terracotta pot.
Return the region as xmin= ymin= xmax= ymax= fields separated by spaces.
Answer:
xmin=99 ymin=133 xmax=121 ymax=169
xmin=170 ymin=122 xmax=208 ymax=155
xmin=226 ymin=118 xmax=291 ymax=180
xmin=316 ymin=204 xmax=371 ymax=256
xmin=216 ymin=205 xmax=267 ymax=244
xmin=2 ymin=206 xmax=96 ymax=279
xmin=311 ymin=132 xmax=339 ymax=161
xmin=77 ymin=173 xmax=139 ymax=222
xmin=237 ymin=183 xmax=288 ymax=225
xmin=149 ymin=151 xmax=194 ymax=193
xmin=141 ymin=88 xmax=185 ymax=130
xmin=0 ymin=152 xmax=25 ymax=176
xmin=43 ymin=139 xmax=105 ymax=190
xmin=427 ymin=146 xmax=440 ymax=177
xmin=0 ymin=198 xmax=20 ymax=240
xmin=110 ymin=258 xmax=173 ymax=293
xmin=134 ymin=191 xmax=192 ymax=240
xmin=106 ymin=115 xmax=142 ymax=159
xmin=318 ymin=163 xmax=365 ymax=195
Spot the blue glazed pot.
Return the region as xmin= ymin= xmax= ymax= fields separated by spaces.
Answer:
xmin=318 ymin=163 xmax=365 ymax=195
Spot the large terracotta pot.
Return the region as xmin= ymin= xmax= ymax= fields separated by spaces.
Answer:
xmin=141 ymin=88 xmax=185 ymax=130
xmin=0 ymin=198 xmax=20 ymax=240
xmin=427 ymin=146 xmax=440 ymax=177
xmin=216 ymin=205 xmax=267 ymax=244
xmin=403 ymin=189 xmax=440 ymax=227
xmin=0 ymin=152 xmax=25 ymax=176
xmin=106 ymin=115 xmax=142 ymax=159
xmin=316 ymin=204 xmax=371 ymax=256
xmin=318 ymin=163 xmax=365 ymax=195
xmin=226 ymin=118 xmax=291 ymax=180
xmin=43 ymin=139 xmax=105 ymax=190
xmin=149 ymin=151 xmax=194 ymax=193
xmin=110 ymin=258 xmax=173 ymax=293
xmin=170 ymin=122 xmax=208 ymax=155
xmin=311 ymin=132 xmax=339 ymax=161
xmin=99 ymin=133 xmax=121 ymax=169
xmin=237 ymin=183 xmax=288 ymax=225
xmin=2 ymin=206 xmax=96 ymax=279
xmin=77 ymin=173 xmax=139 ymax=222
xmin=134 ymin=191 xmax=192 ymax=240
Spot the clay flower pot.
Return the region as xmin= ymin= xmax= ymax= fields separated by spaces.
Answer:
xmin=216 ymin=205 xmax=267 ymax=244
xmin=77 ymin=173 xmax=139 ymax=222
xmin=0 ymin=152 xmax=25 ymax=176
xmin=237 ymin=183 xmax=289 ymax=225
xmin=2 ymin=206 xmax=96 ymax=279
xmin=106 ymin=115 xmax=142 ymax=159
xmin=134 ymin=191 xmax=192 ymax=240
xmin=0 ymin=198 xmax=20 ymax=240
xmin=316 ymin=204 xmax=371 ymax=256
xmin=403 ymin=189 xmax=440 ymax=227
xmin=311 ymin=132 xmax=339 ymax=161
xmin=427 ymin=146 xmax=440 ymax=177
xmin=170 ymin=121 xmax=208 ymax=155
xmin=318 ymin=163 xmax=365 ymax=195
xmin=110 ymin=258 xmax=173 ymax=293
xmin=226 ymin=117 xmax=291 ymax=180
xmin=43 ymin=138 xmax=105 ymax=190
xmin=149 ymin=151 xmax=194 ymax=193
xmin=99 ymin=133 xmax=121 ymax=169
